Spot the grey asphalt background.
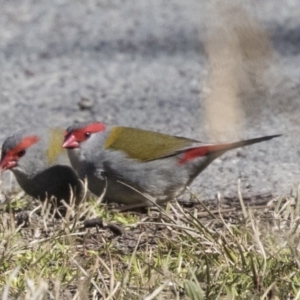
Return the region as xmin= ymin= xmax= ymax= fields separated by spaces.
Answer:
xmin=1 ymin=0 xmax=300 ymax=201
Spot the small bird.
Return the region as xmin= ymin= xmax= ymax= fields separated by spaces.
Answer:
xmin=0 ymin=128 xmax=82 ymax=207
xmin=62 ymin=121 xmax=280 ymax=208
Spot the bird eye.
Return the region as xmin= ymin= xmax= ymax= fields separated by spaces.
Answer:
xmin=18 ymin=149 xmax=26 ymax=157
xmin=84 ymin=132 xmax=91 ymax=139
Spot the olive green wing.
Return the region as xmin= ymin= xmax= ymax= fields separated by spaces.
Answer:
xmin=104 ymin=126 xmax=199 ymax=161
xmin=47 ymin=128 xmax=69 ymax=165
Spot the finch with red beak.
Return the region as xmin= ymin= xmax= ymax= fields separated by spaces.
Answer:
xmin=62 ymin=121 xmax=280 ymax=208
xmin=1 ymin=128 xmax=82 ymax=206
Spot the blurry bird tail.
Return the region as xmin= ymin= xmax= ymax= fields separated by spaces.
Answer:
xmin=179 ymin=134 xmax=281 ymax=164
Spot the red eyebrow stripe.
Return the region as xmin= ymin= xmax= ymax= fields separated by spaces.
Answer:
xmin=17 ymin=136 xmax=39 ymax=150
xmin=70 ymin=123 xmax=106 ymax=141
xmin=10 ymin=136 xmax=39 ymax=156
xmin=65 ymin=123 xmax=105 ymax=138
xmin=179 ymin=144 xmax=233 ymax=164
xmin=84 ymin=123 xmax=106 ymax=133
xmin=74 ymin=123 xmax=106 ymax=135
xmin=0 ymin=135 xmax=39 ymax=170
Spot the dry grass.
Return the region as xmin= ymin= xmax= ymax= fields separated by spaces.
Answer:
xmin=0 ymin=183 xmax=300 ymax=299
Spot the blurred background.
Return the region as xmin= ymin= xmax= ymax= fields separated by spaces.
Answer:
xmin=0 ymin=0 xmax=299 ymax=200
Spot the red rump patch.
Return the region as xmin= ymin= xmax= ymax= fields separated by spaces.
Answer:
xmin=65 ymin=122 xmax=106 ymax=142
xmin=179 ymin=143 xmax=234 ymax=164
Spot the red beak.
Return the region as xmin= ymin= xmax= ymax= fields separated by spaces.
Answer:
xmin=62 ymin=134 xmax=80 ymax=149
xmin=0 ymin=155 xmax=17 ymax=172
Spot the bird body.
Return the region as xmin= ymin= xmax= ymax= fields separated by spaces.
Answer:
xmin=0 ymin=128 xmax=82 ymax=205
xmin=63 ymin=122 xmax=280 ymax=207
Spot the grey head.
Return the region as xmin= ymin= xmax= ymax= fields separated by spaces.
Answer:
xmin=1 ymin=128 xmax=82 ymax=203
xmin=1 ymin=129 xmax=45 ymax=177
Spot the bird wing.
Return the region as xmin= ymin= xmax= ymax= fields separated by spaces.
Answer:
xmin=104 ymin=126 xmax=199 ymax=162
xmin=47 ymin=128 xmax=69 ymax=165
xmin=104 ymin=128 xmax=281 ymax=163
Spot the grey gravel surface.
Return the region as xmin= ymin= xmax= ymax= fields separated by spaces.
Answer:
xmin=1 ymin=0 xmax=300 ymax=201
